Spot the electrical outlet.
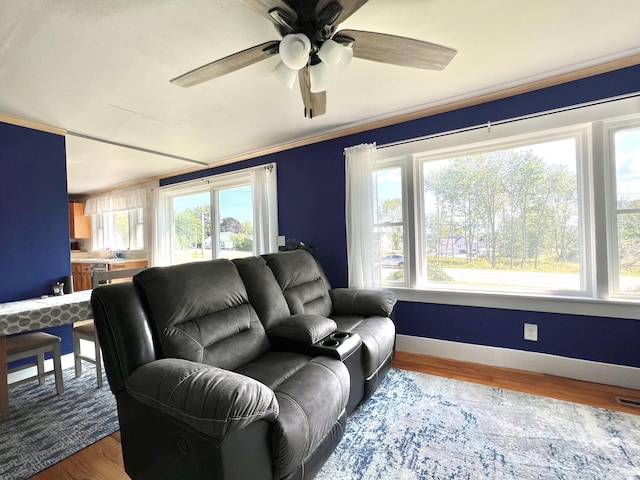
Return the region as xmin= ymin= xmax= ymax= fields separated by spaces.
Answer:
xmin=277 ymin=236 xmax=286 ymax=247
xmin=524 ymin=323 xmax=538 ymax=341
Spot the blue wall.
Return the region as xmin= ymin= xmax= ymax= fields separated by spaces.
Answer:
xmin=1 ymin=122 xmax=73 ymax=359
xmin=163 ymin=64 xmax=640 ymax=369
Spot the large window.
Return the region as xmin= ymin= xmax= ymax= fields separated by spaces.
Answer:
xmin=350 ymin=96 xmax=640 ymax=315
xmin=157 ymin=164 xmax=278 ymax=266
xmin=417 ymin=132 xmax=586 ymax=295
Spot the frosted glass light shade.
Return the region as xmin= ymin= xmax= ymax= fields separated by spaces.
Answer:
xmin=273 ymin=61 xmax=298 ymax=89
xmin=310 ymin=61 xmax=332 ymax=93
xmin=279 ymin=33 xmax=311 ymax=70
xmin=318 ymin=39 xmax=353 ymax=71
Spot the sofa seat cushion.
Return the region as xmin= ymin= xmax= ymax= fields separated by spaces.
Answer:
xmin=236 ymin=351 xmax=312 ymax=390
xmin=238 ymin=352 xmax=350 ymax=479
xmin=330 ymin=315 xmax=396 ymax=379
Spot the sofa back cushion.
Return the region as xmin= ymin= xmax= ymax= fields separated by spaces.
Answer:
xmin=134 ymin=260 xmax=269 ymax=371
xmin=263 ymin=250 xmax=333 ymax=317
xmin=232 ymin=256 xmax=291 ymax=330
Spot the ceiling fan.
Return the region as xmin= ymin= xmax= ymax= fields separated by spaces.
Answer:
xmin=170 ymin=0 xmax=457 ymax=119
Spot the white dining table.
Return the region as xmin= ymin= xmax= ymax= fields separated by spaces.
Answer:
xmin=0 ymin=290 xmax=92 ymax=421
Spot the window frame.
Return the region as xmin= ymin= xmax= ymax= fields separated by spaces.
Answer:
xmin=157 ymin=164 xmax=278 ymax=266
xmin=604 ymin=116 xmax=640 ymax=300
xmin=372 ymin=160 xmax=414 ymax=288
xmin=411 ymin=126 xmax=593 ymax=297
xmin=164 ymin=170 xmax=253 ymax=264
xmin=91 ymin=207 xmax=145 ymax=251
xmin=369 ymin=96 xmax=640 ymax=320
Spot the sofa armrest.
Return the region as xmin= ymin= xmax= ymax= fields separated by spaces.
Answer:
xmin=126 ymin=358 xmax=279 ymax=440
xmin=268 ymin=314 xmax=337 ymax=345
xmin=330 ymin=288 xmax=397 ymax=317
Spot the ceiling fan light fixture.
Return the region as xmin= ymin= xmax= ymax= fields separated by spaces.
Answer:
xmin=309 ymin=61 xmax=332 ymax=93
xmin=279 ymin=33 xmax=311 ymax=70
xmin=318 ymin=39 xmax=353 ymax=71
xmin=272 ymin=61 xmax=298 ymax=89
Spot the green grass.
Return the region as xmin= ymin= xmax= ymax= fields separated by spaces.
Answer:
xmin=428 ymin=256 xmax=581 ymax=273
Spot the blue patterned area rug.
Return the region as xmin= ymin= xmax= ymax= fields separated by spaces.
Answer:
xmin=317 ymin=368 xmax=640 ymax=480
xmin=0 ymin=363 xmax=118 ymax=480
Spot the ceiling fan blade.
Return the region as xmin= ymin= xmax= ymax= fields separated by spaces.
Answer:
xmin=335 ymin=29 xmax=457 ymax=70
xmin=298 ymin=67 xmax=326 ymax=119
xmin=316 ymin=0 xmax=369 ymax=26
xmin=237 ymin=0 xmax=297 ymax=24
xmin=170 ymin=41 xmax=280 ymax=88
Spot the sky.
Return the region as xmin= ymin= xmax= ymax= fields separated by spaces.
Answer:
xmin=615 ymin=127 xmax=640 ymax=203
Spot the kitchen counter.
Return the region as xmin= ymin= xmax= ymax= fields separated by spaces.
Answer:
xmin=71 ymin=258 xmax=145 ymax=264
xmin=71 ymin=258 xmax=148 ymax=291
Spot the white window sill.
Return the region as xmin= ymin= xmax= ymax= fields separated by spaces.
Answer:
xmin=389 ymin=287 xmax=640 ymax=320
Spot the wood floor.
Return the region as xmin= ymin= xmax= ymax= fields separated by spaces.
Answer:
xmin=31 ymin=351 xmax=640 ymax=480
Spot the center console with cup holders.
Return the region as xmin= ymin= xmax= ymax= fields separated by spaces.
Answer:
xmin=311 ymin=331 xmax=363 ymax=413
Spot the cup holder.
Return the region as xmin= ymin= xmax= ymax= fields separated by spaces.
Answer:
xmin=330 ymin=332 xmax=350 ymax=340
xmin=314 ymin=331 xmax=360 ymax=359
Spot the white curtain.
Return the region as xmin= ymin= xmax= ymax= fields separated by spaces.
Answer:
xmin=85 ymin=187 xmax=148 ymax=251
xmin=85 ymin=188 xmax=146 ymax=214
xmin=252 ymin=163 xmax=279 ymax=255
xmin=149 ymin=181 xmax=172 ymax=266
xmin=345 ymin=143 xmax=378 ymax=288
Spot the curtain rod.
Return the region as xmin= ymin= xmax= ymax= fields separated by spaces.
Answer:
xmin=377 ymin=92 xmax=640 ymax=150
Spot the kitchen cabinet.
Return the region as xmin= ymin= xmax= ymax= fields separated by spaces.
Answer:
xmin=69 ymin=202 xmax=91 ymax=239
xmin=71 ymin=263 xmax=92 ymax=291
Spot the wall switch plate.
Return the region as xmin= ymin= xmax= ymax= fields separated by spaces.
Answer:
xmin=277 ymin=235 xmax=286 ymax=247
xmin=524 ymin=323 xmax=538 ymax=341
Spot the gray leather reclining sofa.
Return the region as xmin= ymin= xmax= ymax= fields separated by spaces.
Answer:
xmin=91 ymin=249 xmax=396 ymax=480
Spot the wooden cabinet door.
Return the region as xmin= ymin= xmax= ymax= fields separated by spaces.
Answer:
xmin=71 ymin=264 xmax=82 ymax=292
xmin=79 ymin=264 xmax=92 ymax=291
xmin=71 ymin=263 xmax=93 ymax=291
xmin=69 ymin=202 xmax=91 ymax=238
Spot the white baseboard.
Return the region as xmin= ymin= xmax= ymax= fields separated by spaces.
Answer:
xmin=396 ymin=334 xmax=640 ymax=391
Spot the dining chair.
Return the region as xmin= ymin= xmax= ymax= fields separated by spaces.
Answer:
xmin=72 ymin=265 xmax=148 ymax=389
xmin=72 ymin=320 xmax=102 ymax=388
xmin=5 ymin=332 xmax=64 ymax=414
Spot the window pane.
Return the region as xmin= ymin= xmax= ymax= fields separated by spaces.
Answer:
xmin=172 ymin=192 xmax=211 ymax=264
xmin=614 ymin=127 xmax=640 ymax=209
xmin=421 ymin=138 xmax=581 ymax=293
xmin=218 ymin=185 xmax=253 ymax=260
xmin=613 ymin=126 xmax=640 ymax=295
xmin=616 ymin=213 xmax=640 ymax=294
xmin=374 ymin=167 xmax=405 ymax=285
xmin=113 ymin=211 xmax=130 ymax=250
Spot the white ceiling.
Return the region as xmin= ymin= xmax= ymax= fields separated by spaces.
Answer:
xmin=1 ymin=0 xmax=639 ymax=194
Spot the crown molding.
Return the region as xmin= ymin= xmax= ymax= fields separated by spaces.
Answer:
xmin=0 ymin=113 xmax=66 ymax=136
